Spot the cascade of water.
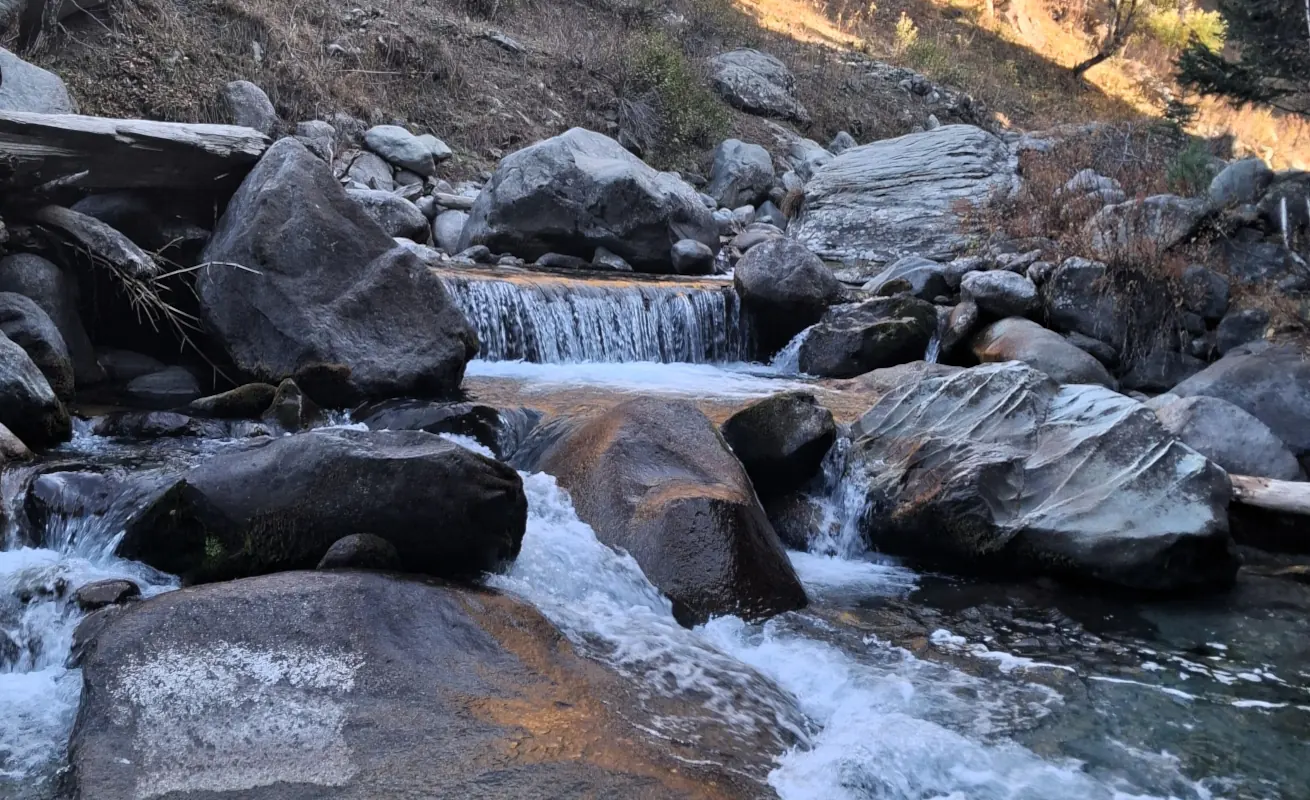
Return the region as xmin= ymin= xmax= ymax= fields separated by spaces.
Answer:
xmin=923 ymin=306 xmax=950 ymax=364
xmin=440 ymin=270 xmax=751 ymax=364
xmin=1281 ymin=196 xmax=1290 ymax=249
xmin=770 ymin=326 xmax=815 ymax=375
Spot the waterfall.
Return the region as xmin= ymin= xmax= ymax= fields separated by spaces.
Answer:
xmin=924 ymin=306 xmax=950 ymax=364
xmin=1281 ymin=196 xmax=1290 ymax=249
xmin=439 ymin=269 xmax=751 ymax=364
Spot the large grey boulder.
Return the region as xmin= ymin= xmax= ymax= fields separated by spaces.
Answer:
xmin=1042 ymin=257 xmax=1125 ymax=348
xmin=458 ymin=128 xmax=717 ymax=273
xmin=341 ymin=150 xmax=394 ymax=191
xmin=1119 ymin=349 xmax=1205 ymax=393
xmin=67 ymin=571 xmax=762 ymax=800
xmin=363 ymin=125 xmax=436 ymax=176
xmin=845 ymin=362 xmax=1237 ymax=591
xmin=786 ymin=138 xmax=832 ymax=181
xmin=861 ymin=255 xmax=949 ymax=301
xmin=0 ymin=254 xmax=103 ymax=386
xmin=708 ymin=49 xmax=808 ymax=123
xmin=0 ymin=332 xmax=69 ymax=447
xmin=1171 ymin=344 xmax=1310 ymax=458
xmin=345 ymin=188 xmax=429 ymax=243
xmin=1180 ymin=264 xmax=1229 ymax=322
xmin=798 ymin=296 xmax=938 ymax=378
xmin=510 ymin=397 xmax=807 ymax=625
xmin=960 ymin=270 xmax=1038 ymax=317
xmin=1154 ymin=395 xmax=1305 ymax=481
xmin=197 ymin=138 xmax=477 ymax=401
xmin=791 ymin=125 xmax=1018 ymax=264
xmin=1214 ymin=239 xmax=1309 ymax=289
xmin=221 ymin=80 xmax=277 ymax=135
xmin=0 ymin=47 xmax=75 ymax=113
xmin=1209 ymin=158 xmax=1274 ymax=208
xmin=1086 ymin=194 xmax=1208 ymax=262
xmin=733 ymin=238 xmax=842 ymax=352
xmin=0 ymin=292 xmax=72 ymax=398
xmin=119 ymin=428 xmax=526 ymax=582
xmin=972 ymin=317 xmax=1116 ymax=388
xmin=721 ymin=391 xmax=835 ymax=494
xmin=705 ymin=139 xmax=775 ymax=209
xmin=670 ymin=239 xmax=715 ymax=275
xmin=1216 ymin=308 xmax=1269 ymax=355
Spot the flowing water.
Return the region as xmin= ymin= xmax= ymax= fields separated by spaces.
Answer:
xmin=2 ymin=276 xmax=1308 ymax=799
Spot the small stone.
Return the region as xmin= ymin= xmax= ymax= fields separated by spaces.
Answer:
xmin=416 ymin=134 xmax=453 ymax=163
xmin=536 ymin=252 xmax=592 ymax=270
xmin=74 ymin=579 xmax=141 ymax=611
xmin=433 ymin=210 xmax=469 ymax=255
xmin=221 ymin=80 xmax=277 ymax=135
xmin=364 ymin=125 xmax=436 ymax=177
xmin=186 ymin=383 xmax=279 ymax=419
xmin=456 ymin=245 xmax=493 ymax=263
xmin=0 ymin=422 xmax=32 ymax=461
xmin=125 ymin=367 xmax=200 ymax=408
xmin=828 ymin=131 xmax=857 ymax=155
xmin=317 ymin=533 xmax=401 ymax=570
xmin=592 ymin=247 xmax=633 ymax=272
xmin=263 ymin=378 xmax=321 ymax=431
xmin=1216 ymin=308 xmax=1269 ymax=355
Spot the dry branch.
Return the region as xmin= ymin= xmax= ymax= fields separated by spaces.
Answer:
xmin=1230 ymin=475 xmax=1310 ymax=516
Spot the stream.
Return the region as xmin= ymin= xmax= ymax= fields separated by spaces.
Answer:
xmin=2 ymin=268 xmax=1307 ymax=799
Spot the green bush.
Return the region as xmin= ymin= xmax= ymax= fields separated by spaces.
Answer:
xmin=1140 ymin=5 xmax=1226 ymax=53
xmin=626 ymin=32 xmax=730 ymax=169
xmin=1166 ymin=138 xmax=1213 ymax=196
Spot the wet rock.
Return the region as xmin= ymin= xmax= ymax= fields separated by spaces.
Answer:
xmin=1086 ymin=194 xmax=1208 ymax=262
xmin=941 ymin=300 xmax=979 ymax=355
xmin=1209 ymin=158 xmax=1274 ymax=208
xmin=355 ymin=399 xmax=521 ymax=457
xmin=1180 ymin=265 xmax=1230 ymax=322
xmin=316 ymin=533 xmax=400 ymax=570
xmin=0 ymin=47 xmax=76 ymax=113
xmin=1172 ymin=344 xmax=1310 ymax=458
xmin=456 ymin=244 xmax=493 ymax=264
xmin=511 ymin=397 xmax=806 ymax=625
xmin=846 ymin=362 xmax=1237 ymax=591
xmin=345 ymin=189 xmax=430 ymax=242
xmin=1216 ymin=308 xmax=1269 ymax=355
xmin=972 ymin=317 xmax=1116 ymax=388
xmin=0 ymin=629 xmax=17 ymax=669
xmin=705 ymin=139 xmax=775 ymax=209
xmin=74 ymin=580 xmax=141 ymax=611
xmin=669 ymin=239 xmax=714 ymax=275
xmin=960 ymin=271 xmax=1038 ymax=318
xmin=125 ymin=367 xmax=200 ymax=408
xmin=536 ymin=252 xmax=592 ymax=271
xmin=591 ymin=247 xmax=633 ymax=272
xmin=459 ymin=128 xmax=717 ymax=273
xmin=721 ymin=391 xmax=835 ymax=494
xmin=432 ymin=209 xmax=468 ymax=254
xmin=221 ymin=80 xmax=277 ymax=135
xmin=734 ymin=238 xmax=842 ymax=353
xmin=263 ymin=378 xmax=321 ymax=431
xmin=1154 ymin=396 xmax=1305 ymax=481
xmin=799 ymin=295 xmax=938 ymax=379
xmin=0 ymin=332 xmax=70 ymax=447
xmin=90 ymin=411 xmax=201 ymax=439
xmin=198 ymin=138 xmax=477 ymax=399
xmin=119 ymin=429 xmax=527 ymax=582
xmin=708 ymin=48 xmax=808 ymax=123
xmin=363 ymin=124 xmax=436 ymax=176
xmin=762 ymin=492 xmax=824 ymax=551
xmin=942 ymin=256 xmax=984 ymax=290
xmin=0 ymin=292 xmax=72 ymax=397
xmin=0 ymin=253 xmax=103 ymax=386
xmin=862 ymin=255 xmax=949 ymax=301
xmin=1119 ymin=349 xmax=1205 ymax=393
xmin=185 ymin=383 xmax=279 ymax=419
xmin=67 ymin=571 xmax=765 ymax=800
xmin=731 ymin=227 xmax=782 ymax=253
xmin=0 ymin=422 xmax=32 ymax=461
xmin=96 ymin=349 xmax=165 ymax=383
xmin=792 ymin=125 xmax=1017 ymax=263
xmin=1043 ymin=257 xmax=1125 ymax=348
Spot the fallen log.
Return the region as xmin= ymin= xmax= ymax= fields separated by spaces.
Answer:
xmin=433 ymin=192 xmax=475 ymax=210
xmin=1230 ymin=475 xmax=1310 ymax=516
xmin=0 ymin=111 xmax=269 ymax=191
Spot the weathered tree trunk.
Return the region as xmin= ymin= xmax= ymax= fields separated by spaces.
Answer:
xmin=1072 ymin=50 xmax=1112 ymax=77
xmin=0 ymin=112 xmax=269 ymax=192
xmin=1230 ymin=475 xmax=1310 ymax=516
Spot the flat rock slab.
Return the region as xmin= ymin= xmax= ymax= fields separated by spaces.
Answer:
xmin=67 ymin=571 xmax=767 ymax=799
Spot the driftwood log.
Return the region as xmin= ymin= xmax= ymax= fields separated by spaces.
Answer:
xmin=0 ymin=112 xmax=269 ymax=191
xmin=433 ymin=192 xmax=475 ymax=210
xmin=1230 ymin=475 xmax=1310 ymax=517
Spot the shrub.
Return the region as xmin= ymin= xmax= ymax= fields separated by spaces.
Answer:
xmin=1140 ymin=4 xmax=1226 ymax=53
xmin=623 ymin=31 xmax=730 ymax=169
xmin=1166 ymin=137 xmax=1213 ymax=196
xmin=893 ymin=12 xmax=919 ymax=56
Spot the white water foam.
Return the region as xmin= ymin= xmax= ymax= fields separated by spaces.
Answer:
xmin=480 ymin=454 xmax=1208 ymax=800
xmin=465 ymin=359 xmax=810 ymax=398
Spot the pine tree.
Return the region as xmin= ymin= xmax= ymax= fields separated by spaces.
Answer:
xmin=1176 ymin=0 xmax=1310 ymax=117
